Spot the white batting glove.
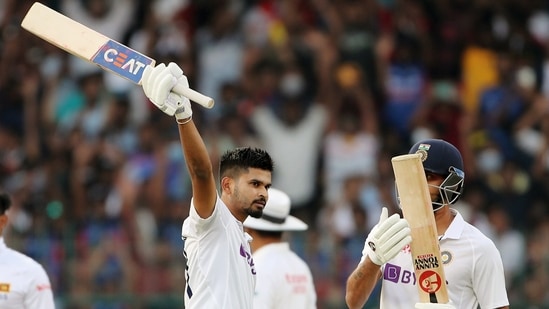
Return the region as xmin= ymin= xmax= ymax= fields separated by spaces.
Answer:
xmin=362 ymin=207 xmax=411 ymax=265
xmin=415 ymin=302 xmax=456 ymax=309
xmin=142 ymin=62 xmax=193 ymax=123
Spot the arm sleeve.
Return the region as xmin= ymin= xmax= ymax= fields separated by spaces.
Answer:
xmin=472 ymin=240 xmax=510 ymax=308
xmin=24 ymin=266 xmax=55 ymax=309
xmin=183 ymin=196 xmax=226 ymax=239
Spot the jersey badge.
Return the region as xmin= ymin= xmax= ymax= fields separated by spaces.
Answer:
xmin=0 ymin=283 xmax=10 ymax=293
xmin=441 ymin=250 xmax=452 ymax=265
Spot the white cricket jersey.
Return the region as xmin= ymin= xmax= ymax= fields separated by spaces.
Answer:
xmin=0 ymin=237 xmax=55 ymax=309
xmin=182 ymin=197 xmax=256 ymax=308
xmin=252 ymin=242 xmax=316 ymax=309
xmin=379 ymin=209 xmax=509 ymax=309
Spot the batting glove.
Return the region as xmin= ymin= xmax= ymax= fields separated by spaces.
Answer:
xmin=362 ymin=207 xmax=412 ymax=265
xmin=415 ymin=302 xmax=456 ymax=309
xmin=142 ymin=62 xmax=193 ymax=124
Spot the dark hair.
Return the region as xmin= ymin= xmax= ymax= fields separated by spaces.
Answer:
xmin=0 ymin=192 xmax=12 ymax=214
xmin=219 ymin=147 xmax=274 ymax=179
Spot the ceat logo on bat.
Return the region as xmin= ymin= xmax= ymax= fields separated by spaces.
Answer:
xmin=92 ymin=40 xmax=153 ymax=84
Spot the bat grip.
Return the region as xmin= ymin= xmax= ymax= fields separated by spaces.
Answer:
xmin=173 ymin=83 xmax=214 ymax=109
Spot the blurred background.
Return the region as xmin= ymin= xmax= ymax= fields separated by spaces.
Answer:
xmin=1 ymin=0 xmax=549 ymax=308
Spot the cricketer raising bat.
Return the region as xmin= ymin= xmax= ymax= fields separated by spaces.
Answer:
xmin=21 ymin=2 xmax=214 ymax=109
xmin=391 ymin=153 xmax=449 ymax=304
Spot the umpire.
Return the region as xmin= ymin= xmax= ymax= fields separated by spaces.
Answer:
xmin=244 ymin=188 xmax=317 ymax=309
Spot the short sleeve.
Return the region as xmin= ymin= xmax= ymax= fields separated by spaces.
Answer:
xmin=24 ymin=265 xmax=55 ymax=309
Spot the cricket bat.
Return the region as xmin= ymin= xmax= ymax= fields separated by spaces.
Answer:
xmin=21 ymin=2 xmax=214 ymax=109
xmin=391 ymin=153 xmax=449 ymax=304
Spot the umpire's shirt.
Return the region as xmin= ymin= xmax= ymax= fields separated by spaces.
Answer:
xmin=252 ymin=242 xmax=316 ymax=309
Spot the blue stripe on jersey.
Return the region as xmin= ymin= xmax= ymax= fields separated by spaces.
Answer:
xmin=187 ymin=285 xmax=193 ymax=298
xmin=183 ymin=245 xmax=192 ymax=299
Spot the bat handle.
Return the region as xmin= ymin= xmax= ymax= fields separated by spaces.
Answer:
xmin=173 ymin=83 xmax=215 ymax=109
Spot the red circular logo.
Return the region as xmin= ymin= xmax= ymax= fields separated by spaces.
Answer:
xmin=418 ymin=270 xmax=442 ymax=293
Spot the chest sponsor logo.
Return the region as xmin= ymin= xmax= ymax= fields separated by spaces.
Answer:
xmin=384 ymin=263 xmax=416 ymax=285
xmin=240 ymin=244 xmax=256 ymax=275
xmin=285 ymin=274 xmax=309 ymax=294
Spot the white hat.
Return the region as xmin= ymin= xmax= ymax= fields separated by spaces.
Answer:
xmin=243 ymin=188 xmax=308 ymax=231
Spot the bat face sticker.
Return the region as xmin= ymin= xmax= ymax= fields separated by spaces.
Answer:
xmin=92 ymin=40 xmax=154 ymax=84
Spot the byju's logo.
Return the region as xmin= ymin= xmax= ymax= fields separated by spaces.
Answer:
xmin=240 ymin=244 xmax=256 ymax=275
xmin=92 ymin=40 xmax=153 ymax=84
xmin=384 ymin=263 xmax=416 ymax=285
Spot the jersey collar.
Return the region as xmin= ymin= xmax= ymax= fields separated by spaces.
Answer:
xmin=439 ymin=208 xmax=465 ymax=240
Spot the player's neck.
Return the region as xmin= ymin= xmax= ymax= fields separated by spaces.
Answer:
xmin=249 ymin=235 xmax=281 ymax=253
xmin=434 ymin=206 xmax=454 ymax=236
xmin=224 ymin=200 xmax=247 ymax=223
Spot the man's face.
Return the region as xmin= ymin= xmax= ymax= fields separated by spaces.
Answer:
xmin=231 ymin=168 xmax=272 ymax=219
xmin=425 ymin=171 xmax=445 ymax=206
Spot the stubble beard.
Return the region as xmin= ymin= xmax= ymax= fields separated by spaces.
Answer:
xmin=234 ymin=186 xmax=264 ymax=218
xmin=247 ymin=205 xmax=263 ymax=218
xmin=246 ymin=196 xmax=266 ymax=218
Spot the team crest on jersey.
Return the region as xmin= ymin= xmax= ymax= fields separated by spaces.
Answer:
xmin=416 ymin=144 xmax=431 ymax=162
xmin=441 ymin=250 xmax=452 ymax=264
xmin=0 ymin=283 xmax=9 ymax=292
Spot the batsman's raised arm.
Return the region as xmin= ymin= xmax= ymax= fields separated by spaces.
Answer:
xmin=140 ymin=62 xmax=274 ymax=309
xmin=141 ymin=63 xmax=217 ymax=218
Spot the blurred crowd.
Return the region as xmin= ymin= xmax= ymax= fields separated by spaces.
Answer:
xmin=1 ymin=0 xmax=549 ymax=308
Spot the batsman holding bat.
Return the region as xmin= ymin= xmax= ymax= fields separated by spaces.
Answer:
xmin=141 ymin=63 xmax=274 ymax=308
xmin=345 ymin=139 xmax=509 ymax=309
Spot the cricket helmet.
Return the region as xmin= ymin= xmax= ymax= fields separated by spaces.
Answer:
xmin=409 ymin=139 xmax=465 ymax=211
